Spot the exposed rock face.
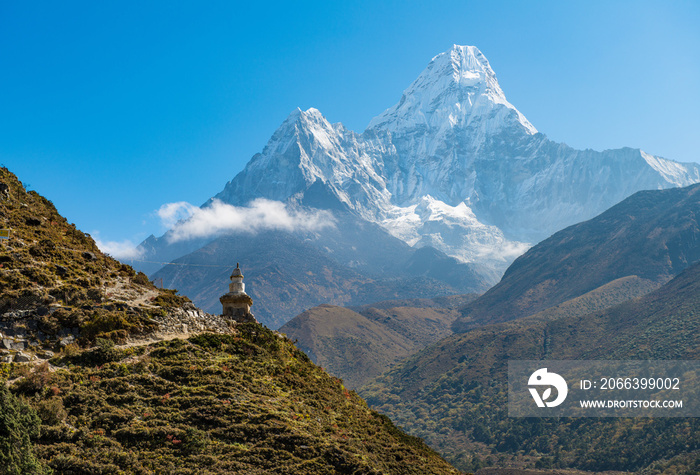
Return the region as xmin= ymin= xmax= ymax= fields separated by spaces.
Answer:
xmin=13 ymin=351 xmax=31 ymax=362
xmin=149 ymin=302 xmax=233 ymax=335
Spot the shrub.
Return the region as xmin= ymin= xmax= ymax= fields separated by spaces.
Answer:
xmin=13 ymin=362 xmax=52 ymax=395
xmin=119 ymin=264 xmax=136 ymax=277
xmin=36 ymin=397 xmax=68 ymax=425
xmin=0 ymin=384 xmax=50 ymax=474
xmin=133 ymin=272 xmax=151 ymax=286
xmin=96 ymin=337 xmax=116 ymax=351
xmin=80 ymin=310 xmax=133 ymax=341
xmin=153 ymin=289 xmax=190 ymax=308
xmin=60 ymin=343 xmax=81 ymax=358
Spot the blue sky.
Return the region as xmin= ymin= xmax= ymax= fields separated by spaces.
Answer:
xmin=2 ymin=1 xmax=699 ymax=257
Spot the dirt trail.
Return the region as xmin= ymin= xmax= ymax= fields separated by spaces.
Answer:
xmin=5 ymin=276 xmax=235 ymax=367
xmin=119 ymin=331 xmax=193 ymax=349
xmin=103 ymin=277 xmax=159 ymax=308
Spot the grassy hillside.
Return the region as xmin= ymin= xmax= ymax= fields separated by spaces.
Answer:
xmin=281 ymin=295 xmax=477 ymax=388
xmin=0 ymin=167 xmax=462 ymax=474
xmin=362 ymin=263 xmax=700 ymax=473
xmin=0 ymin=167 xmax=231 ymax=356
xmin=453 ymin=184 xmax=700 ymax=332
xmin=1 ymin=325 xmax=460 ymax=474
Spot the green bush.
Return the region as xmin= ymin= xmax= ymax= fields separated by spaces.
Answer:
xmin=80 ymin=310 xmax=134 ymax=341
xmin=153 ymin=288 xmax=190 ymax=308
xmin=0 ymin=384 xmax=50 ymax=474
xmin=133 ymin=272 xmax=151 ymax=286
xmin=35 ymin=397 xmax=67 ymax=426
xmin=12 ymin=362 xmax=53 ymax=396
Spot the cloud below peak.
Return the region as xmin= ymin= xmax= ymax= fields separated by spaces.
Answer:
xmin=161 ymin=198 xmax=335 ymax=243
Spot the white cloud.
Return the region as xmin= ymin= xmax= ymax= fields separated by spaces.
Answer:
xmin=161 ymin=198 xmax=335 ymax=243
xmin=157 ymin=201 xmax=199 ymax=228
xmin=94 ymin=238 xmax=145 ymax=260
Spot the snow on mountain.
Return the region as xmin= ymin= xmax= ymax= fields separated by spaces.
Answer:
xmin=215 ymin=108 xmax=390 ymax=215
xmin=205 ymin=44 xmax=700 ymax=276
xmin=368 ymin=44 xmax=537 ymax=139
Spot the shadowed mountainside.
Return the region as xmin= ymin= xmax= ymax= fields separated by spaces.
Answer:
xmin=362 ymin=260 xmax=700 ymax=473
xmin=453 ymin=183 xmax=700 ymax=332
xmin=152 ymin=224 xmax=488 ymax=329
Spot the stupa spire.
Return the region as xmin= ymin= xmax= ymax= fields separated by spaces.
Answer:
xmin=220 ymin=263 xmax=256 ymax=323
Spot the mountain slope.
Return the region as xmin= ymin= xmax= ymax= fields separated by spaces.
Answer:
xmin=282 ymin=305 xmax=424 ymax=389
xmin=0 ymin=167 xmax=461 ymax=474
xmin=280 ymin=294 xmax=477 ymax=388
xmin=0 ymin=167 xmax=230 ymax=357
xmin=17 ymin=327 xmax=459 ymax=474
xmin=362 ymin=261 xmax=700 ymax=472
xmin=453 ymin=183 xmax=700 ymax=331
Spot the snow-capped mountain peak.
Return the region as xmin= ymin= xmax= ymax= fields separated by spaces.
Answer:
xmin=367 ymin=44 xmax=537 ymax=137
xmin=443 ymin=44 xmax=503 ymax=99
xmin=205 ymin=45 xmax=700 ymax=278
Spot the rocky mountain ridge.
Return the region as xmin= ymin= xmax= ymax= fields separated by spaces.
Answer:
xmin=453 ymin=182 xmax=700 ymax=331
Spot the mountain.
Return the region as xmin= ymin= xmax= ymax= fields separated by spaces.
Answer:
xmin=210 ymin=45 xmax=700 ymax=269
xmin=135 ymin=44 xmax=700 ymax=328
xmin=361 ymin=260 xmax=700 ymax=473
xmin=279 ymin=294 xmax=477 ymax=388
xmin=150 ymin=215 xmax=489 ymax=329
xmin=453 ymin=183 xmax=700 ymax=332
xmin=0 ymin=167 xmax=461 ymax=474
xmin=276 ymin=184 xmax=700 ymax=469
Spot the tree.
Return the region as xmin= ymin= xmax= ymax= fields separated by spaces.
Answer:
xmin=0 ymin=383 xmax=50 ymax=475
